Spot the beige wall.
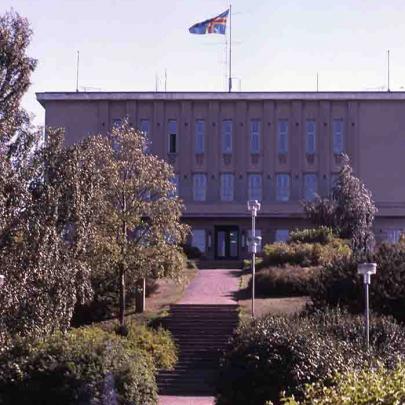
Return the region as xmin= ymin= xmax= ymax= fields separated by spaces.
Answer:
xmin=37 ymin=92 xmax=405 ymax=257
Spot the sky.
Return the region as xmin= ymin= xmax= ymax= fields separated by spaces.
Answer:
xmin=4 ymin=0 xmax=405 ymax=125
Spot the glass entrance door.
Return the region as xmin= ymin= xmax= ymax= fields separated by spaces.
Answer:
xmin=215 ymin=226 xmax=239 ymax=259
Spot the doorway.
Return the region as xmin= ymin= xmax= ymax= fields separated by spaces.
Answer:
xmin=215 ymin=226 xmax=239 ymax=259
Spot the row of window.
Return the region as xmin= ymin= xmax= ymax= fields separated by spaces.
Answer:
xmin=119 ymin=118 xmax=346 ymax=155
xmin=186 ymin=173 xmax=320 ymax=202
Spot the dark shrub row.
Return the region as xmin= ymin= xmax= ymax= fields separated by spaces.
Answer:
xmin=287 ymin=226 xmax=335 ymax=245
xmin=0 ymin=324 xmax=177 ymax=405
xmin=216 ymin=309 xmax=405 ymax=405
xmin=309 ymin=242 xmax=405 ymax=322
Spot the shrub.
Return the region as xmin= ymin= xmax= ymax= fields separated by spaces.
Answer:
xmin=216 ymin=309 xmax=405 ymax=405
xmin=0 ymin=326 xmax=158 ymax=405
xmin=281 ymin=362 xmax=405 ymax=404
xmin=253 ymin=266 xmax=317 ymax=297
xmin=261 ymin=240 xmax=350 ymax=269
xmin=182 ymin=244 xmax=202 ymax=259
xmin=309 ymin=242 xmax=405 ymax=322
xmin=288 ymin=227 xmax=334 ymax=245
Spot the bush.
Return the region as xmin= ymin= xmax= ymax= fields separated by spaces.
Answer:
xmin=0 ymin=326 xmax=158 ymax=405
xmin=261 ymin=239 xmax=350 ymax=269
xmin=281 ymin=362 xmax=405 ymax=404
xmin=216 ymin=309 xmax=405 ymax=405
xmin=253 ymin=266 xmax=317 ymax=297
xmin=182 ymin=244 xmax=202 ymax=259
xmin=309 ymin=242 xmax=405 ymax=322
xmin=288 ymin=227 xmax=334 ymax=245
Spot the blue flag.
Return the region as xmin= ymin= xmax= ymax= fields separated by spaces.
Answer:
xmin=189 ymin=9 xmax=229 ymax=35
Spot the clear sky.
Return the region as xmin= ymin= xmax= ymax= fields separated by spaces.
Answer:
xmin=4 ymin=0 xmax=405 ymax=125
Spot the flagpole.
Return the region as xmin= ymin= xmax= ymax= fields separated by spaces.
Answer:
xmin=228 ymin=4 xmax=232 ymax=92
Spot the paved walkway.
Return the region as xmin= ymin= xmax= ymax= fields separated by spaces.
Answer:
xmin=158 ymin=268 xmax=240 ymax=405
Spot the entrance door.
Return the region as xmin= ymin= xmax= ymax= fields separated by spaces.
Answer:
xmin=215 ymin=226 xmax=239 ymax=259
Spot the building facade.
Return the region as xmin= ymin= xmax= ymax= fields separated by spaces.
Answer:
xmin=36 ymin=91 xmax=405 ymax=260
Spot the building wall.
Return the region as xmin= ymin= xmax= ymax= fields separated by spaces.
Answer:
xmin=37 ymin=92 xmax=405 ymax=258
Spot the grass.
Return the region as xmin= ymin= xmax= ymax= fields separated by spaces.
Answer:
xmin=237 ymin=269 xmax=309 ymax=321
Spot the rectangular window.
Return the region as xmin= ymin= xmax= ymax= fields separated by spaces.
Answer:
xmin=248 ymin=174 xmax=262 ymax=201
xmin=386 ymin=229 xmax=402 ymax=244
xmin=277 ymin=119 xmax=289 ymax=154
xmin=195 ymin=119 xmax=205 ymax=154
xmin=248 ymin=229 xmax=262 ymax=252
xmin=192 ymin=229 xmax=206 ymax=253
xmin=276 ymin=173 xmax=290 ymax=202
xmin=220 ymin=173 xmax=234 ymax=202
xmin=193 ymin=174 xmax=207 ymax=201
xmin=333 ymin=119 xmax=344 ymax=154
xmin=305 ymin=119 xmax=316 ymax=154
xmin=275 ymin=229 xmax=289 ymax=243
xmin=250 ymin=119 xmax=261 ymax=154
xmin=140 ymin=119 xmax=151 ymax=152
xmin=222 ymin=120 xmax=233 ymax=154
xmin=304 ymin=174 xmax=318 ymax=201
xmin=168 ymin=119 xmax=177 ymax=154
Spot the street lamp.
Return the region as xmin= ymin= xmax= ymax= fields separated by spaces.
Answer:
xmin=247 ymin=200 xmax=261 ymax=318
xmin=357 ymin=262 xmax=377 ymax=351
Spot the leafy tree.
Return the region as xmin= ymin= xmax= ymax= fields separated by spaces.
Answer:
xmin=0 ymin=10 xmax=36 ymax=142
xmin=0 ymin=129 xmax=103 ymax=345
xmin=303 ymin=155 xmax=377 ymax=258
xmin=83 ymin=122 xmax=188 ymax=328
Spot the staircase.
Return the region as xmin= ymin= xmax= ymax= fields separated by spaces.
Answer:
xmin=157 ymin=304 xmax=239 ymax=396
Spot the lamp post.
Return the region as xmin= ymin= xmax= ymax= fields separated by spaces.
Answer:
xmin=247 ymin=200 xmax=261 ymax=318
xmin=357 ymin=263 xmax=377 ymax=351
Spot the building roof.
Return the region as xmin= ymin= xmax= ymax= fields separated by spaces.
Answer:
xmin=36 ymin=91 xmax=405 ymax=106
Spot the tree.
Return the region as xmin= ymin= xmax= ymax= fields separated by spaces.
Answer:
xmin=303 ymin=155 xmax=377 ymax=258
xmin=84 ymin=122 xmax=188 ymax=328
xmin=0 ymin=10 xmax=36 ymax=142
xmin=0 ymin=129 xmax=103 ymax=344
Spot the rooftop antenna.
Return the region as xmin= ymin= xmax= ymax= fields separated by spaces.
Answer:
xmin=164 ymin=69 xmax=167 ymax=92
xmin=76 ymin=50 xmax=80 ymax=92
xmin=316 ymin=72 xmax=319 ymax=92
xmin=155 ymin=73 xmax=159 ymax=92
xmin=228 ymin=3 xmax=232 ymax=92
xmin=387 ymin=50 xmax=391 ymax=92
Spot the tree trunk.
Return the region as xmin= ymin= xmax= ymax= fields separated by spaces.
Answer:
xmin=119 ymin=267 xmax=126 ymax=327
xmin=135 ymin=278 xmax=145 ymax=313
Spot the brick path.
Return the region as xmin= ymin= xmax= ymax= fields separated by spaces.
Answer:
xmin=158 ymin=268 xmax=240 ymax=405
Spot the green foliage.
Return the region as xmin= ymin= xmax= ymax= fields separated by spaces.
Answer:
xmin=253 ymin=266 xmax=317 ymax=297
xmin=281 ymin=362 xmax=405 ymax=404
xmin=182 ymin=244 xmax=202 ymax=259
xmin=288 ymin=227 xmax=334 ymax=245
xmin=0 ymin=10 xmax=37 ymax=141
xmin=261 ymin=239 xmax=351 ymax=269
xmin=303 ymin=155 xmax=377 ymax=259
xmin=0 ymin=326 xmax=158 ymax=405
xmin=216 ymin=309 xmax=405 ymax=405
xmin=310 ymin=242 xmax=405 ymax=322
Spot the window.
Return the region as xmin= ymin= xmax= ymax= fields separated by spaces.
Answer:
xmin=275 ymin=229 xmax=289 ymax=243
xmin=220 ymin=173 xmax=234 ymax=201
xmin=248 ymin=229 xmax=262 ymax=252
xmin=248 ymin=174 xmax=262 ymax=201
xmin=277 ymin=119 xmax=289 ymax=154
xmin=170 ymin=174 xmax=179 ymax=197
xmin=386 ymin=229 xmax=402 ymax=244
xmin=333 ymin=119 xmax=344 ymax=154
xmin=250 ymin=119 xmax=261 ymax=154
xmin=193 ymin=174 xmax=207 ymax=201
xmin=168 ymin=119 xmax=177 ymax=153
xmin=140 ymin=119 xmax=151 ymax=152
xmin=195 ymin=119 xmax=205 ymax=154
xmin=304 ymin=174 xmax=318 ymax=201
xmin=222 ymin=120 xmax=233 ymax=154
xmin=305 ymin=119 xmax=316 ymax=154
xmin=192 ymin=229 xmax=206 ymax=253
xmin=276 ymin=174 xmax=290 ymax=202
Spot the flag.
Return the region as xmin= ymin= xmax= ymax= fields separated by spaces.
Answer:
xmin=189 ymin=9 xmax=229 ymax=35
